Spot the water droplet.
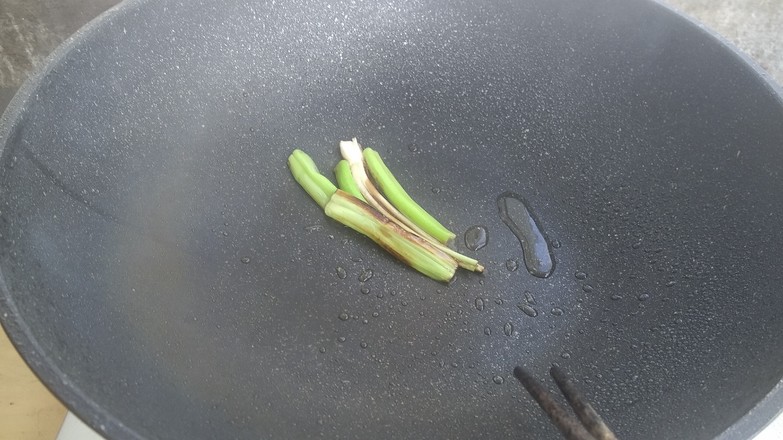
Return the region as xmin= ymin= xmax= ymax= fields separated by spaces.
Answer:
xmin=372 ymin=311 xmax=380 ymax=318
xmin=407 ymin=143 xmax=419 ymax=152
xmin=560 ymin=352 xmax=571 ymax=359
xmin=610 ymin=294 xmax=623 ymax=301
xmin=637 ymin=293 xmax=650 ymax=301
xmin=582 ymin=284 xmax=594 ymax=293
xmin=632 ymin=241 xmax=642 ymax=249
xmin=484 ymin=327 xmax=492 ymax=336
xmin=503 ymin=322 xmax=514 ymax=336
xmin=376 ymin=292 xmax=384 ymax=299
xmin=493 ymin=375 xmax=504 ymax=384
xmin=337 ymin=336 xmax=346 ymax=343
xmin=524 ymin=291 xmax=536 ymax=305
xmin=319 ymin=347 xmax=326 ymax=353
xmin=505 ymin=258 xmax=519 ymax=272
xmin=338 ymin=312 xmax=349 ymax=321
xmin=575 ymin=271 xmax=587 ymax=280
xmin=475 ymin=298 xmax=485 ymax=311
xmin=362 ymin=319 xmax=369 ymax=324
xmin=360 ymin=341 xmax=368 ymax=349
xmin=336 ymin=267 xmax=347 ymax=279
xmin=464 ymin=226 xmax=489 ymax=251
xmin=666 ymin=280 xmax=677 ymax=287
xmin=431 ymin=187 xmax=441 ymax=194
xmin=495 ymin=299 xmax=504 ymax=305
xmin=551 ymin=307 xmax=564 ymax=316
xmin=240 ymin=256 xmax=251 ymax=264
xmin=497 ymin=192 xmax=554 ymax=278
xmin=304 ymin=225 xmax=323 ymax=232
xmin=361 ymin=286 xmax=371 ymax=295
xmin=221 ymin=231 xmax=230 ymax=237
xmin=358 ymin=269 xmax=373 ymax=282
xmin=518 ymin=304 xmax=538 ymax=317
xmin=552 ymin=239 xmax=562 ymax=249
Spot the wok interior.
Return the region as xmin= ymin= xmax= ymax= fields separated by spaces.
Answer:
xmin=1 ymin=0 xmax=783 ymax=439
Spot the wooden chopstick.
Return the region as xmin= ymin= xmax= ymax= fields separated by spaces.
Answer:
xmin=550 ymin=365 xmax=618 ymax=440
xmin=513 ymin=366 xmax=598 ymax=440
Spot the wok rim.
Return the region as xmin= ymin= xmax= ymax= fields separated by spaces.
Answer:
xmin=0 ymin=0 xmax=780 ymax=439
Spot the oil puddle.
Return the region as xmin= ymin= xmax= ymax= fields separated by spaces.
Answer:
xmin=497 ymin=192 xmax=554 ymax=278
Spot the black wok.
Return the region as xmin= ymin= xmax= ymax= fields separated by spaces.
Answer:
xmin=1 ymin=0 xmax=783 ymax=439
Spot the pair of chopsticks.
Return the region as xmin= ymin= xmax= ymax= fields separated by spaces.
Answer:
xmin=513 ymin=365 xmax=618 ymax=440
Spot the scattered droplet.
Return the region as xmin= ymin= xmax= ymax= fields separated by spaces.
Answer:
xmin=560 ymin=352 xmax=571 ymax=359
xmin=431 ymin=187 xmax=441 ymax=194
xmin=240 ymin=257 xmax=251 ymax=264
xmin=360 ymin=341 xmax=368 ymax=349
xmin=551 ymin=307 xmax=564 ymax=316
xmin=503 ymin=322 xmax=514 ymax=336
xmin=464 ymin=226 xmax=489 ymax=251
xmin=475 ymin=298 xmax=485 ymax=311
xmin=632 ymin=241 xmax=642 ymax=249
xmin=362 ymin=319 xmax=369 ymax=324
xmin=518 ymin=304 xmax=538 ymax=317
xmin=524 ymin=291 xmax=536 ymax=305
xmin=407 ymin=143 xmax=419 ymax=152
xmin=304 ymin=224 xmax=323 ymax=232
xmin=575 ymin=271 xmax=587 ymax=280
xmin=495 ymin=299 xmax=504 ymax=305
xmin=551 ymin=239 xmax=562 ymax=249
xmin=221 ymin=231 xmax=230 ymax=237
xmin=497 ymin=192 xmax=554 ymax=278
xmin=361 ymin=286 xmax=371 ymax=295
xmin=505 ymin=258 xmax=519 ymax=272
xmin=666 ymin=280 xmax=677 ymax=287
xmin=319 ymin=347 xmax=326 ymax=353
xmin=582 ymin=284 xmax=594 ymax=293
xmin=484 ymin=327 xmax=492 ymax=336
xmin=358 ymin=269 xmax=374 ymax=282
xmin=337 ymin=336 xmax=346 ymax=343
xmin=372 ymin=311 xmax=380 ymax=318
xmin=637 ymin=293 xmax=650 ymax=302
xmin=610 ymin=294 xmax=623 ymax=301
xmin=493 ymin=375 xmax=505 ymax=384
xmin=338 ymin=312 xmax=349 ymax=321
xmin=336 ymin=267 xmax=347 ymax=279
xmin=376 ymin=292 xmax=384 ymax=299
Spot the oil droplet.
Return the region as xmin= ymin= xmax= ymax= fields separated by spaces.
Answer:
xmin=493 ymin=375 xmax=504 ymax=384
xmin=358 ymin=269 xmax=373 ymax=282
xmin=240 ymin=257 xmax=251 ymax=264
xmin=524 ymin=291 xmax=536 ymax=305
xmin=551 ymin=307 xmax=564 ymax=316
xmin=497 ymin=192 xmax=554 ymax=278
xmin=361 ymin=286 xmax=371 ymax=295
xmin=475 ymin=298 xmax=485 ymax=311
xmin=518 ymin=304 xmax=538 ymax=317
xmin=336 ymin=267 xmax=347 ymax=279
xmin=503 ymin=322 xmax=514 ymax=336
xmin=505 ymin=258 xmax=519 ymax=272
xmin=464 ymin=226 xmax=488 ymax=251
xmin=582 ymin=284 xmax=594 ymax=293
xmin=637 ymin=293 xmax=650 ymax=301
xmin=360 ymin=341 xmax=368 ymax=349
xmin=484 ymin=327 xmax=492 ymax=336
xmin=337 ymin=336 xmax=346 ymax=343
xmin=575 ymin=271 xmax=587 ymax=280
xmin=338 ymin=312 xmax=349 ymax=321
